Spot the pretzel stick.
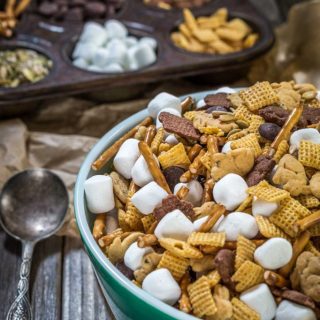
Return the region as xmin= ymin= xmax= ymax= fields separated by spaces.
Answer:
xmin=294 ymin=211 xmax=320 ymax=233
xmin=199 ymin=204 xmax=226 ymax=232
xmin=5 ymin=0 xmax=16 ymax=17
xmin=279 ymin=231 xmax=310 ymax=277
xmin=181 ymin=96 xmax=194 ymax=113
xmin=176 ymin=185 xmax=189 ymax=200
xmin=187 ymin=144 xmax=202 ymax=162
xmin=92 ymin=213 xmax=106 ymax=240
xmin=144 ymin=125 xmax=156 ymax=146
xmin=179 ymin=273 xmax=192 ymax=313
xmin=189 ymin=149 xmax=206 ymax=174
xmin=207 ymin=135 xmax=219 ymax=155
xmin=200 ymin=134 xmax=208 ymax=144
xmin=269 ymin=105 xmax=303 ymax=156
xmin=92 ymin=116 xmax=153 ymax=170
xmin=180 ymin=170 xmax=195 ymax=183
xmin=137 ymin=234 xmax=158 ymax=248
xmin=98 ymin=228 xmax=123 ymax=247
xmin=201 ymin=178 xmax=214 ymax=204
xmin=139 ymin=141 xmax=171 ymax=194
xmin=14 ymin=0 xmax=31 ymax=17
xmin=147 ymin=220 xmax=158 ymax=234
xmin=264 ymin=271 xmax=289 ymax=288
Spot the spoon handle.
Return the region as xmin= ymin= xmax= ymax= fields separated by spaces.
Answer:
xmin=6 ymin=241 xmax=34 ymax=320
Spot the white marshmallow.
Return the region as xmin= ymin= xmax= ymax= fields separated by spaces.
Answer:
xmin=73 ymin=58 xmax=88 ymax=69
xmin=147 ymin=92 xmax=181 ymax=119
xmin=113 ymin=139 xmax=140 ymax=179
xmin=165 ymin=134 xmax=179 ymax=145
xmin=254 ymin=238 xmax=293 ymax=270
xmin=92 ymin=48 xmax=110 ymax=68
xmin=193 ymin=215 xmax=225 ymax=232
xmin=87 ymin=65 xmax=103 ymax=72
xmin=132 ymin=43 xmax=157 ymax=68
xmin=156 ymin=107 xmax=181 ymax=129
xmin=290 ymin=128 xmax=320 ymax=150
xmin=154 ymin=209 xmax=194 ymax=241
xmin=142 ymin=268 xmax=181 ymax=305
xmin=103 ymin=63 xmax=123 ymax=73
xmin=131 ymin=182 xmax=168 ymax=215
xmin=275 ymin=300 xmax=316 ymax=320
xmin=240 ymin=284 xmax=277 ymax=320
xmin=84 ymin=175 xmax=115 ymax=213
xmin=213 ymin=173 xmax=248 ymax=211
xmin=215 ymin=86 xmax=236 ymax=94
xmin=81 ymin=22 xmax=108 ymax=46
xmin=125 ymin=36 xmax=138 ymax=48
xmin=105 ymin=39 xmax=128 ymax=67
xmin=221 ymin=141 xmax=232 ymax=153
xmin=196 ymin=98 xmax=206 ymax=109
xmin=105 ymin=20 xmax=128 ymax=39
xmin=252 ymin=197 xmax=279 ymax=217
xmin=72 ymin=42 xmax=97 ymax=62
xmin=174 ymin=180 xmax=203 ymax=206
xmin=139 ymin=37 xmax=157 ymax=50
xmin=217 ymin=212 xmax=258 ymax=241
xmin=124 ymin=242 xmax=153 ymax=271
xmin=131 ymin=155 xmax=158 ymax=187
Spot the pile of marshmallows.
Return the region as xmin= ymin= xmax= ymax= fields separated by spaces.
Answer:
xmin=84 ymin=89 xmax=317 ymax=320
xmin=72 ymin=20 xmax=157 ymax=73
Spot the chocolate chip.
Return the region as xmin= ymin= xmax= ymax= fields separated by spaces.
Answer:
xmin=246 ymin=155 xmax=276 ymax=186
xmin=163 ymin=166 xmax=185 ymax=192
xmin=115 ymin=261 xmax=134 ymax=280
xmin=38 ymin=1 xmax=59 ymax=17
xmin=214 ymin=249 xmax=235 ymax=290
xmin=205 ymin=106 xmax=229 ymax=113
xmin=85 ymin=2 xmax=106 ymax=18
xmin=258 ymin=123 xmax=281 ymax=141
xmin=204 ymin=93 xmax=231 ymax=109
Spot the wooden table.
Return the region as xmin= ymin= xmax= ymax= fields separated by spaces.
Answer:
xmin=0 ymin=227 xmax=115 ymax=320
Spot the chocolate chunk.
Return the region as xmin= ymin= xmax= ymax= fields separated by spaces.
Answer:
xmin=115 ymin=261 xmax=134 ymax=280
xmin=214 ymin=249 xmax=235 ymax=290
xmin=258 ymin=123 xmax=281 ymax=141
xmin=163 ymin=166 xmax=185 ymax=192
xmin=159 ymin=112 xmax=201 ymax=141
xmin=38 ymin=1 xmax=59 ymax=16
xmin=246 ymin=155 xmax=276 ymax=186
xmin=70 ymin=0 xmax=86 ymax=7
xmin=282 ymin=290 xmax=316 ymax=309
xmin=85 ymin=2 xmax=106 ymax=18
xmin=197 ymin=175 xmax=206 ymax=185
xmin=204 ymin=93 xmax=231 ymax=109
xmin=302 ymin=106 xmax=320 ymax=125
xmin=65 ymin=7 xmax=83 ymax=21
xmin=153 ymin=194 xmax=194 ymax=221
xmin=204 ymin=106 xmax=230 ymax=113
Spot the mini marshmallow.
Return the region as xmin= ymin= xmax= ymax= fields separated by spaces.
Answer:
xmin=131 ymin=155 xmax=158 ymax=187
xmin=196 ymin=98 xmax=206 ymax=109
xmin=290 ymin=128 xmax=320 ymax=151
xmin=105 ymin=39 xmax=127 ymax=67
xmin=124 ymin=242 xmax=153 ymax=271
xmin=84 ymin=175 xmax=115 ymax=213
xmin=254 ymin=238 xmax=293 ymax=270
xmin=275 ymin=300 xmax=316 ymax=320
xmin=174 ymin=180 xmax=203 ymax=206
xmin=165 ymin=134 xmax=179 ymax=145
xmin=103 ymin=63 xmax=123 ymax=73
xmin=72 ymin=42 xmax=97 ymax=61
xmin=154 ymin=209 xmax=194 ymax=241
xmin=221 ymin=141 xmax=232 ymax=153
xmin=81 ymin=22 xmax=108 ymax=46
xmin=73 ymin=58 xmax=88 ymax=69
xmin=193 ymin=215 xmax=225 ymax=232
xmin=240 ymin=284 xmax=277 ymax=320
xmin=217 ymin=212 xmax=258 ymax=241
xmin=105 ymin=20 xmax=128 ymax=39
xmin=213 ymin=173 xmax=248 ymax=211
xmin=87 ymin=65 xmax=103 ymax=72
xmin=156 ymin=107 xmax=181 ymax=129
xmin=132 ymin=43 xmax=157 ymax=69
xmin=252 ymin=196 xmax=279 ymax=217
xmin=125 ymin=36 xmax=138 ymax=48
xmin=215 ymin=86 xmax=236 ymax=94
xmin=92 ymin=48 xmax=110 ymax=68
xmin=131 ymin=181 xmax=168 ymax=215
xmin=142 ymin=268 xmax=181 ymax=305
xmin=147 ymin=92 xmax=181 ymax=119
xmin=113 ymin=138 xmax=140 ymax=179
xmin=139 ymin=37 xmax=158 ymax=50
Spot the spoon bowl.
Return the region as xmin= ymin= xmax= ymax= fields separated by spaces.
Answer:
xmin=0 ymin=168 xmax=69 ymax=320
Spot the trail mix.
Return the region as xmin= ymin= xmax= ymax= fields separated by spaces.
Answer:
xmin=86 ymin=81 xmax=320 ymax=320
xmin=171 ymin=8 xmax=259 ymax=54
xmin=0 ymin=49 xmax=52 ymax=87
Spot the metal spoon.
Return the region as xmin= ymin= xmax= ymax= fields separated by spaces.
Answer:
xmin=0 ymin=169 xmax=69 ymax=320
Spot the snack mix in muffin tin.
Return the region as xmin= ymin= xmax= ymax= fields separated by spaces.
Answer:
xmin=86 ymin=80 xmax=320 ymax=319
xmin=171 ymin=8 xmax=259 ymax=54
xmin=72 ymin=20 xmax=157 ymax=73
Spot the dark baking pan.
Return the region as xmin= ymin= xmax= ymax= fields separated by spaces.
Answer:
xmin=0 ymin=0 xmax=274 ymax=114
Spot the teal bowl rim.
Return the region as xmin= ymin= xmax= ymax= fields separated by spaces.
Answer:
xmin=74 ymin=89 xmax=234 ymax=319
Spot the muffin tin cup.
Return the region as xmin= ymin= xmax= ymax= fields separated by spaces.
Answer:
xmin=0 ymin=0 xmax=274 ymax=114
